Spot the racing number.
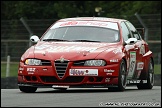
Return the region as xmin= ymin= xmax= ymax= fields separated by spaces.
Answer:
xmin=128 ymin=51 xmax=136 ymax=78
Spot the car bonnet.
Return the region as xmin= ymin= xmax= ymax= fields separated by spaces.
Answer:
xmin=33 ymin=41 xmax=117 ymax=60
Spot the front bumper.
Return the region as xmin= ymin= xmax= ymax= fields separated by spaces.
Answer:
xmin=18 ymin=62 xmax=120 ymax=88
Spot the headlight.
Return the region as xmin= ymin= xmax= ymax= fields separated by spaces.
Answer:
xmin=84 ymin=60 xmax=106 ymax=66
xmin=25 ymin=59 xmax=42 ymax=65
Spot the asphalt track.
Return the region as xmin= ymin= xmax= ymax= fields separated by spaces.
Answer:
xmin=1 ymin=86 xmax=161 ymax=107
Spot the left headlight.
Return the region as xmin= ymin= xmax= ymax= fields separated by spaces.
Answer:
xmin=25 ymin=59 xmax=42 ymax=65
xmin=84 ymin=60 xmax=106 ymax=66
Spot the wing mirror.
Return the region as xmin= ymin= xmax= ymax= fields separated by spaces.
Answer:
xmin=30 ymin=35 xmax=40 ymax=43
xmin=125 ymin=38 xmax=138 ymax=45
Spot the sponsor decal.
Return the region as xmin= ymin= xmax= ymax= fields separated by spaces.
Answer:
xmin=51 ymin=21 xmax=119 ymax=30
xmin=137 ymin=62 xmax=144 ymax=70
xmin=27 ymin=68 xmax=36 ymax=72
xmin=113 ymin=49 xmax=122 ymax=54
xmin=60 ymin=21 xmax=108 ymax=27
xmin=19 ymin=67 xmax=24 ymax=71
xmin=127 ymin=80 xmax=140 ymax=84
xmin=128 ymin=51 xmax=136 ymax=77
xmin=35 ymin=43 xmax=108 ymax=53
xmin=142 ymin=80 xmax=147 ymax=83
xmin=105 ymin=78 xmax=110 ymax=82
xmin=110 ymin=59 xmax=119 ymax=62
xmin=42 ymin=68 xmax=48 ymax=71
xmin=52 ymin=85 xmax=69 ymax=88
xmin=139 ymin=45 xmax=145 ymax=55
xmin=130 ymin=52 xmax=136 ymax=58
xmin=106 ymin=73 xmax=112 ymax=75
xmin=69 ymin=69 xmax=98 ymax=76
xmin=28 ymin=72 xmax=34 ymax=75
xmin=44 ymin=45 xmax=97 ymax=52
xmin=127 ymin=80 xmax=147 ymax=84
xmin=104 ymin=69 xmax=114 ymax=72
xmin=129 ymin=61 xmax=135 ymax=73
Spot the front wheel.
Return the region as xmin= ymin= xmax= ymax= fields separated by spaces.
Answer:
xmin=19 ymin=86 xmax=37 ymax=93
xmin=137 ymin=58 xmax=154 ymax=89
xmin=108 ymin=59 xmax=127 ymax=91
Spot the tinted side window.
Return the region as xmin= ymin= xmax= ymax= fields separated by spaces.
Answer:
xmin=125 ymin=21 xmax=141 ymax=40
xmin=120 ymin=22 xmax=131 ymax=41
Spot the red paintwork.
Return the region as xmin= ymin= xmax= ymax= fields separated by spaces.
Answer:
xmin=17 ymin=17 xmax=153 ymax=88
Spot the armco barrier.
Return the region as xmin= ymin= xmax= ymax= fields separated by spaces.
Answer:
xmin=1 ymin=75 xmax=161 ymax=89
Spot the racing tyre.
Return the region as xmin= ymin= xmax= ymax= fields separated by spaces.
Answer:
xmin=108 ymin=59 xmax=127 ymax=91
xmin=137 ymin=59 xmax=154 ymax=89
xmin=19 ymin=86 xmax=37 ymax=93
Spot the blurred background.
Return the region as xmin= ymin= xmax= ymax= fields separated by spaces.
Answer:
xmin=1 ymin=1 xmax=161 ymax=78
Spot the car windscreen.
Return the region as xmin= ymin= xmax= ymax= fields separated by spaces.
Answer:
xmin=41 ymin=26 xmax=119 ymax=43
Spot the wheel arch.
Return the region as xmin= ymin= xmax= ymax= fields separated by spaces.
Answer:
xmin=139 ymin=56 xmax=154 ymax=80
xmin=122 ymin=57 xmax=127 ymax=69
xmin=150 ymin=57 xmax=154 ymax=68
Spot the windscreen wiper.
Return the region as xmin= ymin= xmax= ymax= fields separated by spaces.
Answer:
xmin=42 ymin=39 xmax=69 ymax=42
xmin=72 ymin=40 xmax=101 ymax=42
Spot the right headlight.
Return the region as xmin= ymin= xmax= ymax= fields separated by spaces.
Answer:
xmin=25 ymin=59 xmax=42 ymax=65
xmin=84 ymin=60 xmax=106 ymax=66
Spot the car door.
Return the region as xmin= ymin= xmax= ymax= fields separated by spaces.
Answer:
xmin=125 ymin=21 xmax=145 ymax=79
xmin=120 ymin=21 xmax=137 ymax=79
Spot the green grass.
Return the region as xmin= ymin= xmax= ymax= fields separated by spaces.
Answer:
xmin=1 ymin=62 xmax=19 ymax=78
xmin=154 ymin=64 xmax=161 ymax=74
xmin=1 ymin=62 xmax=161 ymax=78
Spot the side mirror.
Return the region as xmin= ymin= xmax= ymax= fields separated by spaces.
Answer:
xmin=125 ymin=38 xmax=138 ymax=45
xmin=136 ymin=28 xmax=145 ymax=39
xmin=30 ymin=35 xmax=40 ymax=43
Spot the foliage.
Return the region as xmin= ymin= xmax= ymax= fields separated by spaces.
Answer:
xmin=1 ymin=1 xmax=161 ymax=20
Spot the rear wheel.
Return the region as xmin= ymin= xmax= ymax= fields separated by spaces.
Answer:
xmin=19 ymin=86 xmax=37 ymax=93
xmin=108 ymin=59 xmax=127 ymax=91
xmin=137 ymin=59 xmax=154 ymax=89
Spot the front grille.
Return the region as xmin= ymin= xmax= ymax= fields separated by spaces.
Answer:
xmin=25 ymin=76 xmax=31 ymax=81
xmin=96 ymin=77 xmax=103 ymax=82
xmin=40 ymin=76 xmax=84 ymax=83
xmin=41 ymin=60 xmax=51 ymax=66
xmin=73 ymin=60 xmax=85 ymax=66
xmin=54 ymin=61 xmax=69 ymax=78
xmin=40 ymin=76 xmax=58 ymax=83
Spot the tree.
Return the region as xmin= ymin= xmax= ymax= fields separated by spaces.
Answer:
xmin=1 ymin=1 xmax=160 ymax=20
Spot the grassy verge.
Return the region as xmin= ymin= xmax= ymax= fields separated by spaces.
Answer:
xmin=1 ymin=62 xmax=19 ymax=78
xmin=1 ymin=62 xmax=161 ymax=78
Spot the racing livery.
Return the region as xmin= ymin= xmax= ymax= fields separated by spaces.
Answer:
xmin=17 ymin=17 xmax=154 ymax=93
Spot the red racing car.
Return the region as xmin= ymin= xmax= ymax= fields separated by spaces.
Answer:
xmin=17 ymin=17 xmax=154 ymax=92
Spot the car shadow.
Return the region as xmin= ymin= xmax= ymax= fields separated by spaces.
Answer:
xmin=33 ymin=87 xmax=143 ymax=93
